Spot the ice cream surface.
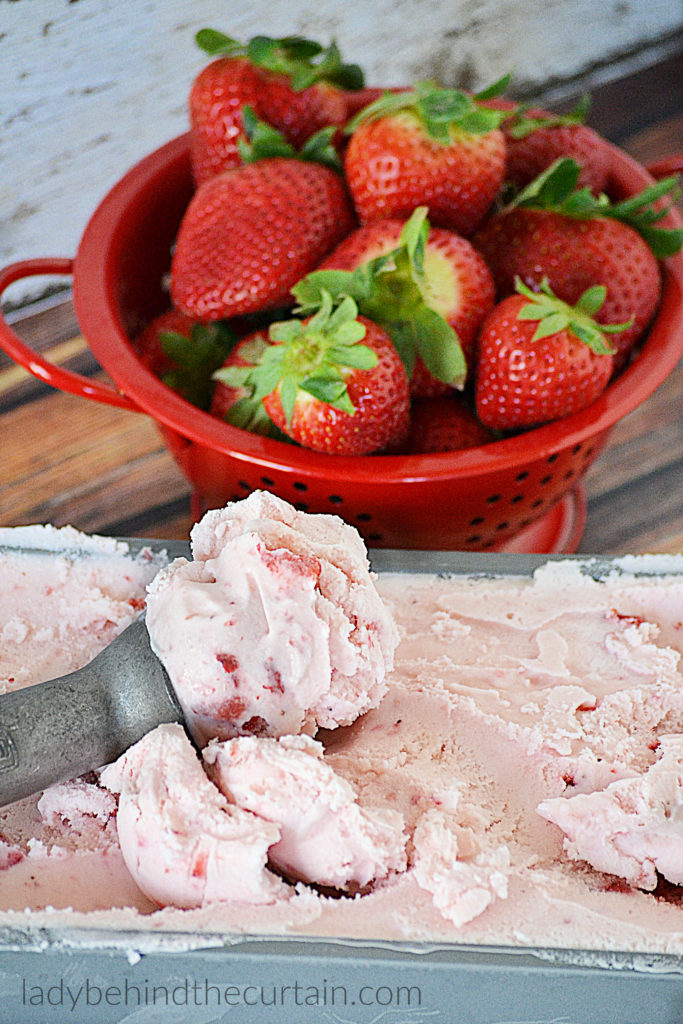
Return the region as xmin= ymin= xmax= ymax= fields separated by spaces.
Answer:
xmin=0 ymin=515 xmax=682 ymax=961
xmin=145 ymin=490 xmax=397 ymax=745
xmin=204 ymin=733 xmax=407 ymax=891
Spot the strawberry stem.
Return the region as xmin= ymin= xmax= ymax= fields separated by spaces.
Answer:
xmin=236 ymin=294 xmax=377 ymax=422
xmin=237 ymin=106 xmax=342 ymax=171
xmin=196 ymin=29 xmax=364 ymax=90
xmin=345 ymin=79 xmax=511 ymax=140
xmin=508 ymin=158 xmax=683 ymax=257
xmin=292 ymin=208 xmax=467 ymax=387
xmin=514 ymin=277 xmax=630 ymax=354
xmin=504 ymin=94 xmax=591 ymax=139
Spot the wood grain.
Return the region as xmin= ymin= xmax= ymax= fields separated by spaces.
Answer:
xmin=1 ymin=56 xmax=681 ymax=553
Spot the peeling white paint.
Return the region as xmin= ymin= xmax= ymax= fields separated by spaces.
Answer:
xmin=1 ymin=0 xmax=681 ymax=305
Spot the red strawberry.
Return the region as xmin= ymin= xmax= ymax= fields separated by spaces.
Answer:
xmin=133 ymin=309 xmax=197 ymax=377
xmin=233 ymin=295 xmax=410 ymax=454
xmin=170 ymin=157 xmax=356 ymax=321
xmin=343 ymin=80 xmax=509 ymax=236
xmin=312 ymin=209 xmax=495 ymax=396
xmin=400 ymin=395 xmax=496 ymax=453
xmin=503 ymin=98 xmax=611 ymax=193
xmin=189 ymin=56 xmax=263 ymax=185
xmin=475 ymin=279 xmax=628 ymax=430
xmin=473 ymin=159 xmax=683 ymax=367
xmin=190 ymin=31 xmax=364 ymax=185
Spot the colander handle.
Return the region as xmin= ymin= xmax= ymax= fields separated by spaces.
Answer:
xmin=0 ymin=257 xmax=141 ymax=412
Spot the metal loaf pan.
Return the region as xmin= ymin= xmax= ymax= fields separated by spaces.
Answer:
xmin=0 ymin=535 xmax=681 ymax=1024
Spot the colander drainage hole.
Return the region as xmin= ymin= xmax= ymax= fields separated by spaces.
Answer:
xmin=328 ymin=495 xmax=344 ymax=504
xmin=486 ymin=494 xmax=501 ymax=504
xmin=357 ymin=513 xmax=372 ymax=522
xmin=238 ymin=480 xmax=251 ymax=491
xmin=293 ymin=481 xmax=308 ymax=492
xmin=547 ymin=453 xmax=559 ymax=463
xmin=469 ymin=516 xmax=484 ymax=526
xmin=261 ymin=476 xmax=275 ymax=487
xmin=511 ymin=494 xmax=524 ymax=504
xmin=466 ymin=535 xmax=482 ymax=544
xmin=540 ymin=474 xmax=553 ymax=485
xmin=515 ymin=471 xmax=529 ymax=482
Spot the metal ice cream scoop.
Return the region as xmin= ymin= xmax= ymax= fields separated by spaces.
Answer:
xmin=0 ymin=616 xmax=183 ymax=807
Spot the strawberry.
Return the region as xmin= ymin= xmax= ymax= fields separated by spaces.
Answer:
xmin=475 ymin=279 xmax=632 ymax=430
xmin=303 ymin=207 xmax=495 ymax=396
xmin=222 ymin=294 xmax=410 ymax=454
xmin=343 ymin=78 xmax=509 ymax=236
xmin=133 ymin=309 xmax=197 ymax=377
xmin=503 ymin=97 xmax=611 ymax=194
xmin=133 ymin=311 xmax=235 ymax=409
xmin=170 ymin=156 xmax=356 ymax=321
xmin=473 ymin=159 xmax=683 ymax=367
xmin=400 ymin=395 xmax=496 ymax=453
xmin=190 ymin=30 xmax=364 ymax=184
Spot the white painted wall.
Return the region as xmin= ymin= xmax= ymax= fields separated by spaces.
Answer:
xmin=1 ymin=0 xmax=681 ymax=305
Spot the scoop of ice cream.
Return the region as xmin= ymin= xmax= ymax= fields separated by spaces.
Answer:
xmin=100 ymin=724 xmax=287 ymax=908
xmin=145 ymin=491 xmax=397 ymax=745
xmin=537 ymin=734 xmax=683 ymax=890
xmin=205 ymin=733 xmax=407 ymax=891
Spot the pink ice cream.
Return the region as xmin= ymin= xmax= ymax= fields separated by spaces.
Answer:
xmin=204 ymin=733 xmax=407 ymax=891
xmin=100 ymin=723 xmax=287 ymax=909
xmin=144 ymin=490 xmax=397 ymax=745
xmin=538 ymin=734 xmax=683 ymax=889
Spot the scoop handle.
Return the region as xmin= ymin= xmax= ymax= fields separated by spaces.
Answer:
xmin=0 ymin=617 xmax=182 ymax=806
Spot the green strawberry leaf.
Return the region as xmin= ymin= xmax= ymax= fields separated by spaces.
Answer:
xmin=238 ymin=106 xmax=342 ymax=170
xmin=346 ymin=79 xmax=509 ymax=140
xmin=513 ymin=277 xmax=629 ymax=355
xmin=246 ymin=34 xmax=364 ymax=91
xmin=505 ymin=94 xmax=591 ymax=139
xmin=161 ymin=322 xmax=236 ymax=409
xmin=473 ymin=73 xmax=513 ymax=101
xmin=195 ymin=29 xmax=244 ymax=56
xmin=509 ymin=158 xmax=683 ymax=257
xmin=301 ymin=376 xmax=355 ymax=412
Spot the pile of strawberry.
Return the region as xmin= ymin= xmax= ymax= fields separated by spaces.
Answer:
xmin=134 ymin=29 xmax=683 ymax=456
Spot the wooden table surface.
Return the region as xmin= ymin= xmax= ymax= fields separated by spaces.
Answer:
xmin=1 ymin=54 xmax=682 ymax=555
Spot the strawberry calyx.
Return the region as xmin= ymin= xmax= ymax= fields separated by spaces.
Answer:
xmin=292 ymin=207 xmax=467 ymax=388
xmin=514 ymin=277 xmax=631 ymax=354
xmin=238 ymin=105 xmax=341 ymax=171
xmin=504 ymin=94 xmax=591 ymax=139
xmin=195 ymin=30 xmax=364 ymax=91
xmin=212 ymin=334 xmax=289 ymax=439
xmin=508 ymin=158 xmax=683 ymax=257
xmin=345 ymin=76 xmax=512 ymax=141
xmin=160 ymin=322 xmax=236 ymax=408
xmin=228 ymin=293 xmax=377 ymax=422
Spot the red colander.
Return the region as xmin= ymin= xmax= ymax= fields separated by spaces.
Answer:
xmin=0 ymin=137 xmax=681 ymax=550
